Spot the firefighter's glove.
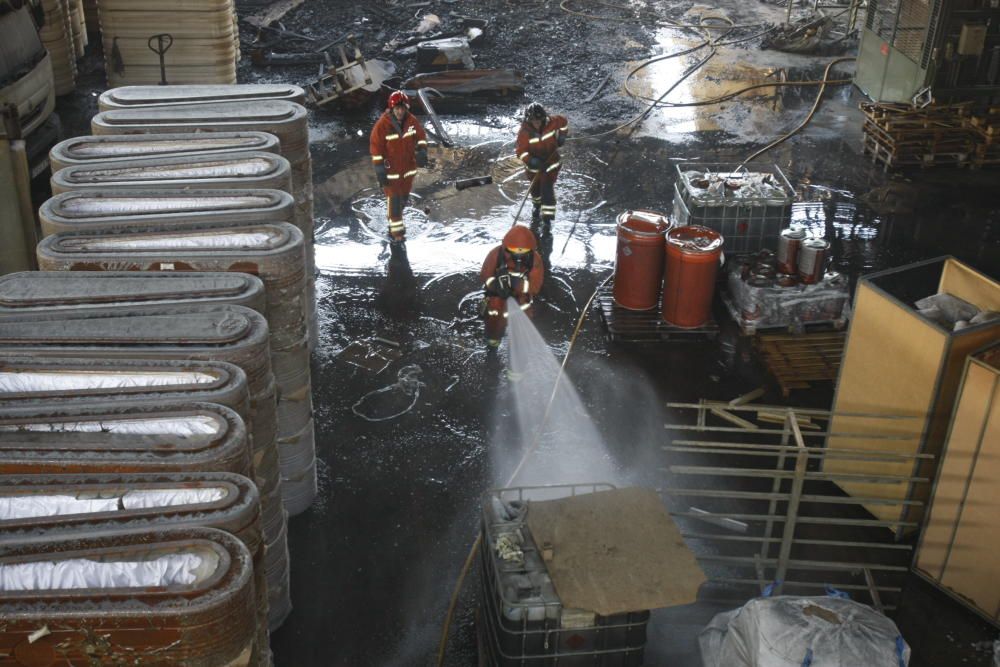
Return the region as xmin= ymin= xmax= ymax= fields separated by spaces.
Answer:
xmin=415 ymin=148 xmax=428 ymax=168
xmin=485 ymin=275 xmax=513 ymax=299
xmin=374 ymin=163 xmax=388 ymax=187
xmin=527 ymin=156 xmax=543 ymax=171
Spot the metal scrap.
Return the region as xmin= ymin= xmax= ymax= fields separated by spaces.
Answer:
xmin=415 ymin=87 xmax=453 ymax=147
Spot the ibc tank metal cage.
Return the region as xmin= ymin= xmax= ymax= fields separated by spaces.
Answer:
xmin=671 ymin=163 xmax=796 ymax=254
xmin=478 ymin=484 xmax=651 ymax=667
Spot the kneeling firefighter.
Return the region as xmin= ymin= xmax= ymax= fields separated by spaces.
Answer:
xmin=480 ymin=225 xmax=544 ymax=348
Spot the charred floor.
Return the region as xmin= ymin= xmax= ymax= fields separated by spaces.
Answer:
xmin=46 ymin=0 xmax=1000 ymax=665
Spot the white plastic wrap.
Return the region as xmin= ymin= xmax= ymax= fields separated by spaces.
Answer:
xmin=61 ymin=195 xmax=271 ymax=216
xmin=0 ymin=554 xmax=209 ymax=590
xmin=726 ymin=265 xmax=849 ymax=330
xmin=0 ymin=487 xmax=227 ymax=519
xmin=71 ymin=137 xmax=259 ymax=157
xmin=682 ymin=170 xmax=789 ymax=205
xmin=0 ymin=370 xmax=219 ymax=392
xmin=122 ymin=487 xmax=226 ymax=509
xmin=699 ymin=596 xmax=910 ymax=667
xmin=62 ymin=231 xmax=277 ymax=251
xmin=72 ymin=158 xmax=275 ymax=181
xmin=0 ymin=495 xmax=119 ymax=519
xmin=0 ymin=415 xmax=222 ymax=435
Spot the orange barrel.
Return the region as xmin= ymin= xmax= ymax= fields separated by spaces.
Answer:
xmin=612 ymin=210 xmax=672 ymax=310
xmin=661 ymin=225 xmax=724 ymax=328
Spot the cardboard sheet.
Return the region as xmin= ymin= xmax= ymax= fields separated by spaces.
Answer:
xmin=524 ymin=487 xmax=705 ymax=616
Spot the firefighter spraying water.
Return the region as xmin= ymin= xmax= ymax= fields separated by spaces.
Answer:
xmin=480 ymin=225 xmax=545 ymax=350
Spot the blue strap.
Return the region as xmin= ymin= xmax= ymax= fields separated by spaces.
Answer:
xmin=762 ymin=580 xmax=782 ymax=598
xmin=895 ymin=636 xmax=907 ymax=667
xmin=825 ymin=585 xmax=851 ymax=599
xmin=801 ymin=648 xmax=813 ymax=667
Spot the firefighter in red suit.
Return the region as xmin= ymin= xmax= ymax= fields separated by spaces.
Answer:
xmin=369 ymin=90 xmax=429 ymax=243
xmin=516 ymin=102 xmax=569 ymax=238
xmin=480 ymin=225 xmax=545 ymax=349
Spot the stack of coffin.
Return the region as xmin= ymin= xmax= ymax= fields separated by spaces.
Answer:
xmin=89 ymin=89 xmax=317 ymax=347
xmin=0 ymin=305 xmax=292 ymax=650
xmin=96 ymin=0 xmax=239 ymax=86
xmin=0 ymin=471 xmax=270 ymax=664
xmin=34 ymin=227 xmax=318 ymax=515
xmin=38 ymin=0 xmax=77 ymax=95
xmin=0 ymin=527 xmax=257 ymax=665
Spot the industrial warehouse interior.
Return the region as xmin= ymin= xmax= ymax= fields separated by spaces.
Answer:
xmin=0 ymin=0 xmax=999 ymax=665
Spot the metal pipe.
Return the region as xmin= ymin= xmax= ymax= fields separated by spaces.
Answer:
xmin=663 ymin=488 xmax=924 ymax=507
xmin=670 ymin=511 xmax=919 ymax=529
xmin=680 ymin=533 xmax=914 ymax=550
xmin=773 ymin=419 xmax=808 ymax=594
xmin=665 ymin=465 xmax=930 ymax=485
xmin=696 ymin=555 xmax=909 ymax=573
xmin=666 ymin=401 xmax=924 ymax=420
xmin=665 ymin=424 xmax=921 ymax=440
xmin=663 ymin=445 xmax=931 ymax=463
xmin=416 ymin=88 xmax=453 ymax=148
xmin=666 ymin=439 xmax=933 ymax=459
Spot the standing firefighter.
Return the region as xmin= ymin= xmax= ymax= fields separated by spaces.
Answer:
xmin=480 ymin=225 xmax=544 ymax=349
xmin=370 ymin=90 xmax=429 ymax=243
xmin=516 ymin=102 xmax=569 ymax=237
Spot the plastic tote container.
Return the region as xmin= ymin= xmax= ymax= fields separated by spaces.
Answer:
xmin=613 ymin=210 xmax=672 ymax=311
xmin=661 ymin=225 xmax=724 ymax=328
xmin=49 ymin=131 xmax=281 ymax=172
xmin=0 ymin=527 xmax=257 ymax=666
xmin=39 ymin=188 xmax=295 ymax=238
xmin=479 ymin=485 xmax=651 ymax=666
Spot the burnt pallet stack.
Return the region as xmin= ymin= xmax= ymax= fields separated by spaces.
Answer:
xmin=967 ymin=107 xmax=1000 ymax=169
xmin=861 ymin=102 xmax=976 ymax=171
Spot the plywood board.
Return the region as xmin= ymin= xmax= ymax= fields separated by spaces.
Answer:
xmin=827 ymin=282 xmax=941 ymax=522
xmin=939 ymin=259 xmax=1000 ymax=312
xmin=916 ymin=359 xmax=995 ymax=576
xmin=524 ymin=488 xmax=705 ymax=617
xmin=940 ymin=366 xmax=1000 ymax=620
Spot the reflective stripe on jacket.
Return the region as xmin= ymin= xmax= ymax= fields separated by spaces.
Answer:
xmin=370 ymin=110 xmax=428 ymax=180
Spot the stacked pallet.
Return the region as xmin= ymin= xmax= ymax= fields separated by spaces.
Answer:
xmin=38 ymin=0 xmax=77 ymax=95
xmin=861 ymin=102 xmax=976 ymax=170
xmin=755 ymin=330 xmax=846 ymax=397
xmin=967 ymin=107 xmax=1000 ymax=169
xmin=97 ymin=0 xmax=240 ymax=86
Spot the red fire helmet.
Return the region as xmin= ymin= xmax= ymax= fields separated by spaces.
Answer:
xmin=503 ymin=225 xmax=537 ymax=254
xmin=387 ymin=91 xmax=410 ymax=110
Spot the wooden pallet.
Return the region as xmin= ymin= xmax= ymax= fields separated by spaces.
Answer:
xmin=596 ymin=284 xmax=719 ymax=343
xmin=860 ymin=102 xmax=981 ymax=171
xmin=755 ymin=330 xmax=846 ymax=397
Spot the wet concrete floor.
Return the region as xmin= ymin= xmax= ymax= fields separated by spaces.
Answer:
xmin=51 ymin=0 xmax=1000 ymax=664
